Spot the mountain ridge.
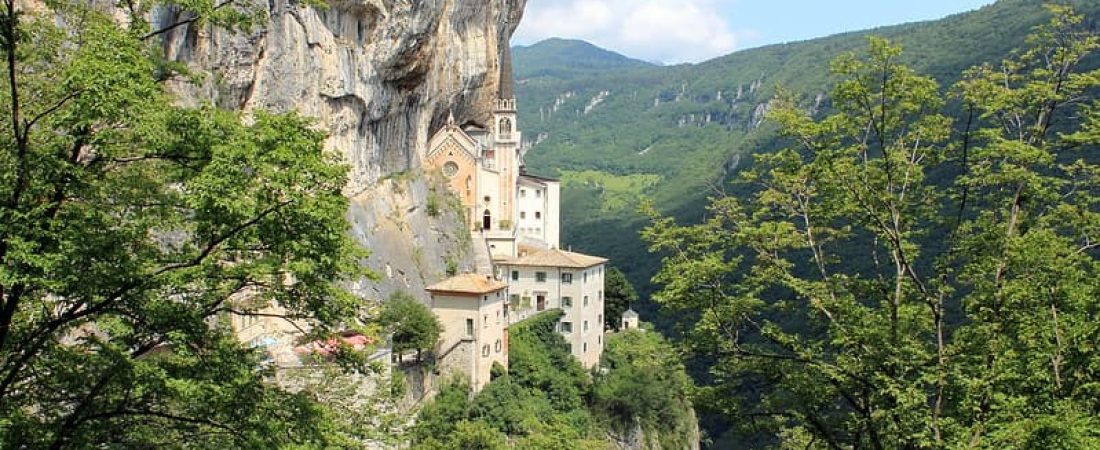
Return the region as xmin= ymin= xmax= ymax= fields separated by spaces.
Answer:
xmin=512 ymin=38 xmax=655 ymax=80
xmin=512 ymin=0 xmax=1100 ymax=299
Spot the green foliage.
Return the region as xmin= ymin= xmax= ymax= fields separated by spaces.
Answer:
xmin=390 ymin=367 xmax=407 ymax=399
xmin=643 ymin=8 xmax=1100 ymax=449
xmin=378 ymin=291 xmax=441 ymax=359
xmin=445 ymin=256 xmax=459 ymax=276
xmin=410 ymin=377 xmax=472 ymax=444
xmin=411 ymin=311 xmax=613 ymax=449
xmin=603 ymin=266 xmax=638 ymax=330
xmin=513 ymin=38 xmax=654 ymax=80
xmin=470 ymin=375 xmax=555 ymax=435
xmin=507 ymin=311 xmax=589 ymax=411
xmin=514 ymin=0 xmax=1100 ymax=302
xmin=426 ymin=192 xmax=442 ymax=217
xmin=0 ymin=2 xmax=369 ymax=448
xmin=595 ymin=329 xmax=695 ymax=449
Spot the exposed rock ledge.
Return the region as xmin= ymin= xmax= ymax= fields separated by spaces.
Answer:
xmin=155 ymin=0 xmax=525 ymax=297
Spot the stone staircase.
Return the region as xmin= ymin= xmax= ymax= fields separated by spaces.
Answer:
xmin=471 ymin=234 xmax=495 ymax=276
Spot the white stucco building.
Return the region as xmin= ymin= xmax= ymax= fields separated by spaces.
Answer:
xmin=499 ymin=247 xmax=607 ymax=369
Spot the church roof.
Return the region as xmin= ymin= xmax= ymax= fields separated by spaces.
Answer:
xmin=426 ymin=273 xmax=507 ymax=295
xmin=518 ymin=167 xmax=559 ymax=184
xmin=461 ymin=121 xmax=487 ymax=133
xmin=519 ymin=173 xmax=559 ymax=184
xmin=503 ymin=248 xmax=608 ymax=269
xmin=622 ymin=308 xmax=639 ymax=319
xmin=499 ymin=44 xmax=515 ymax=101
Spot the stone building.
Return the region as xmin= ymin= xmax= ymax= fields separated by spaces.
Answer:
xmin=426 ymin=274 xmax=509 ymax=392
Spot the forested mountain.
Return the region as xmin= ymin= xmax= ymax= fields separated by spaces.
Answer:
xmin=513 ymin=38 xmax=655 ymax=80
xmin=513 ymin=0 xmax=1100 ymax=299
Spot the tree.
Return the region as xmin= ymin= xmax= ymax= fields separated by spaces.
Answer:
xmin=0 ymin=1 xmax=368 ymax=448
xmin=603 ymin=266 xmax=638 ymax=330
xmin=379 ymin=291 xmax=441 ymax=361
xmin=594 ymin=329 xmax=694 ymax=449
xmin=643 ymin=7 xmax=1100 ymax=449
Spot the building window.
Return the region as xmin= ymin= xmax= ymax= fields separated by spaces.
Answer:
xmin=484 ymin=196 xmax=491 ymax=203
xmin=484 ymin=315 xmax=489 ymax=327
xmin=520 ymin=189 xmax=526 ymax=197
xmin=511 ymin=270 xmax=519 ymax=281
xmin=496 ymin=310 xmax=501 ymax=324
xmin=561 ymin=322 xmax=573 ymax=333
xmin=598 ymin=314 xmax=602 ymax=325
xmin=510 ymin=294 xmax=520 ymax=304
xmin=562 ymin=296 xmax=572 ymax=308
xmin=584 ymin=296 xmax=589 ymax=306
xmin=483 ymin=344 xmax=491 ymax=357
xmin=584 ymin=272 xmax=588 ymax=283
xmin=495 ymin=339 xmax=502 ymax=353
xmin=535 ymin=272 xmax=547 ymax=283
xmin=442 ymin=161 xmax=459 ymax=177
xmin=584 ymin=320 xmax=588 ymax=332
xmin=535 ymin=211 xmax=541 ymax=219
xmin=583 ymin=342 xmax=588 ymax=353
xmin=562 ymin=273 xmax=572 ymax=284
xmin=520 ymin=211 xmax=526 ymax=219
xmin=536 ymin=190 xmax=542 ymax=198
xmin=465 ymin=319 xmax=474 ymax=337
xmin=599 ymin=290 xmax=603 ymax=301
xmin=567 ymin=343 xmax=573 ymax=353
xmin=598 ymin=335 xmax=602 ymax=345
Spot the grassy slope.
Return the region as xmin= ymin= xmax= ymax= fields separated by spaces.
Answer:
xmin=514 ymin=0 xmax=1100 ymax=301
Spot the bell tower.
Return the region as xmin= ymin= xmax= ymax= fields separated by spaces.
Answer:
xmin=493 ymin=43 xmax=519 ymax=145
xmin=493 ymin=41 xmax=521 ymax=226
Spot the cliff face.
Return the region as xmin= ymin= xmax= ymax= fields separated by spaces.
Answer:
xmin=158 ymin=0 xmax=525 ymax=298
xmin=161 ymin=0 xmax=524 ymax=192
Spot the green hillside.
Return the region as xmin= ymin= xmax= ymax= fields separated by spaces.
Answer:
xmin=513 ymin=0 xmax=1100 ymax=299
xmin=513 ymin=38 xmax=654 ymax=80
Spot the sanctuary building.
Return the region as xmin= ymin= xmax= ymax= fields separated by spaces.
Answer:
xmin=424 ymin=47 xmax=607 ymax=391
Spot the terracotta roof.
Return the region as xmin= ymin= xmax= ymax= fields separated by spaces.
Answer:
xmin=503 ymin=248 xmax=608 ymax=269
xmin=426 ymin=273 xmax=507 ymax=294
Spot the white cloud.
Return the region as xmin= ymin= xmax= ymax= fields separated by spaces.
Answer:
xmin=514 ymin=0 xmax=741 ymax=64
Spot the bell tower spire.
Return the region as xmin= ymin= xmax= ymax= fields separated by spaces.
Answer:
xmin=496 ymin=43 xmax=516 ymax=112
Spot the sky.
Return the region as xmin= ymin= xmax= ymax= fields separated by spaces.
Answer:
xmin=513 ymin=0 xmax=996 ymax=64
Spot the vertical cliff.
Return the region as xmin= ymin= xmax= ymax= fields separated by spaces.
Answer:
xmin=157 ymin=0 xmax=525 ymax=298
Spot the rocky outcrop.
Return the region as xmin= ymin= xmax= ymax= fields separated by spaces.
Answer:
xmin=156 ymin=0 xmax=525 ymax=298
xmin=609 ymin=408 xmax=702 ymax=450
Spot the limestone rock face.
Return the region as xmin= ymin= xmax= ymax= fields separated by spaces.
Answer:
xmin=157 ymin=0 xmax=525 ymax=298
xmin=160 ymin=0 xmax=524 ymax=194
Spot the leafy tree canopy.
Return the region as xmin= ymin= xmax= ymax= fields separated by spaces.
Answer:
xmin=0 ymin=1 xmax=369 ymax=447
xmin=603 ymin=266 xmax=638 ymax=330
xmin=644 ymin=6 xmax=1100 ymax=449
xmin=378 ymin=291 xmax=441 ymax=358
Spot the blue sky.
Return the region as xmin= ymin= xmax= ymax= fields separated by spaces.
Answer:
xmin=513 ymin=0 xmax=995 ymax=64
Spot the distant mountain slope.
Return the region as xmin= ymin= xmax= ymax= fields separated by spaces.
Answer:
xmin=512 ymin=38 xmax=654 ymax=80
xmin=513 ymin=0 xmax=1100 ymax=297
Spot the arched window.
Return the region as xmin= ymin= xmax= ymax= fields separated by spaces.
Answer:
xmin=499 ymin=118 xmax=512 ymax=135
xmin=483 ymin=209 xmax=492 ymax=230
